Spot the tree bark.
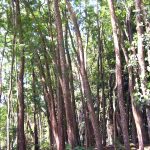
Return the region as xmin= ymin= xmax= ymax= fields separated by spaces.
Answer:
xmin=55 ymin=46 xmax=65 ymax=150
xmin=7 ymin=34 xmax=15 ymax=150
xmin=134 ymin=0 xmax=150 ymax=143
xmin=66 ymin=1 xmax=103 ymax=149
xmin=32 ymin=66 xmax=39 ymax=150
xmin=65 ymin=21 xmax=80 ymax=145
xmin=36 ymin=52 xmax=61 ymax=149
xmin=121 ymin=31 xmax=144 ymax=150
xmin=107 ymin=0 xmax=130 ymax=149
xmin=16 ymin=0 xmax=26 ymax=149
xmin=54 ymin=0 xmax=77 ymax=148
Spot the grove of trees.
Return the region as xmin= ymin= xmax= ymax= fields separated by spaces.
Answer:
xmin=0 ymin=0 xmax=150 ymax=149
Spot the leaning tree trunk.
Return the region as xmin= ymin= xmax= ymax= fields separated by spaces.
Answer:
xmin=65 ymin=22 xmax=80 ymax=145
xmin=107 ymin=0 xmax=130 ymax=149
xmin=66 ymin=1 xmax=103 ymax=149
xmin=54 ymin=0 xmax=77 ymax=148
xmin=16 ymin=0 xmax=26 ymax=149
xmin=36 ymin=52 xmax=61 ymax=150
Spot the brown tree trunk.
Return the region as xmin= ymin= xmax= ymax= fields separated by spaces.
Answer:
xmin=107 ymin=0 xmax=130 ymax=149
xmin=36 ymin=53 xmax=61 ymax=149
xmin=66 ymin=1 xmax=103 ymax=149
xmin=85 ymin=106 xmax=95 ymax=148
xmin=7 ymin=35 xmax=15 ymax=150
xmin=55 ymin=46 xmax=65 ymax=149
xmin=65 ymin=22 xmax=80 ymax=145
xmin=107 ymin=74 xmax=115 ymax=145
xmin=34 ymin=112 xmax=39 ymax=150
xmin=54 ymin=0 xmax=77 ymax=148
xmin=134 ymin=0 xmax=150 ymax=142
xmin=120 ymin=33 xmax=144 ymax=149
xmin=96 ymin=8 xmax=106 ymax=145
xmin=134 ymin=0 xmax=146 ymax=95
xmin=16 ymin=0 xmax=26 ymax=149
xmin=32 ymin=66 xmax=39 ymax=150
xmin=122 ymin=6 xmax=145 ymax=148
xmin=45 ymin=99 xmax=55 ymax=149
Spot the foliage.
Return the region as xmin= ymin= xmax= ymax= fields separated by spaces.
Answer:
xmin=0 ymin=0 xmax=150 ymax=149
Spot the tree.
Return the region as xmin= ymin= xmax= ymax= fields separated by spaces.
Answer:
xmin=16 ymin=0 xmax=26 ymax=149
xmin=134 ymin=0 xmax=150 ymax=142
xmin=66 ymin=1 xmax=103 ymax=149
xmin=107 ymin=0 xmax=130 ymax=149
xmin=54 ymin=0 xmax=77 ymax=148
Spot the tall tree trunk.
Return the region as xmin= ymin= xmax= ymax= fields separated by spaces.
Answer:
xmin=66 ymin=1 xmax=103 ymax=149
xmin=16 ymin=0 xmax=26 ymax=149
xmin=121 ymin=31 xmax=144 ymax=150
xmin=32 ymin=66 xmax=39 ymax=150
xmin=134 ymin=0 xmax=146 ymax=95
xmin=0 ymin=32 xmax=7 ymax=150
xmin=54 ymin=0 xmax=77 ymax=148
xmin=34 ymin=112 xmax=39 ymax=150
xmin=123 ymin=6 xmax=145 ymax=148
xmin=65 ymin=22 xmax=80 ymax=145
xmin=107 ymin=74 xmax=115 ymax=145
xmin=36 ymin=53 xmax=61 ymax=150
xmin=7 ymin=34 xmax=15 ymax=150
xmin=134 ymin=0 xmax=150 ymax=142
xmin=55 ymin=46 xmax=65 ymax=149
xmin=107 ymin=0 xmax=130 ymax=149
xmin=96 ymin=5 xmax=106 ymax=144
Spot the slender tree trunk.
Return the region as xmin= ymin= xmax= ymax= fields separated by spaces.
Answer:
xmin=131 ymin=113 xmax=137 ymax=145
xmin=134 ymin=0 xmax=150 ymax=142
xmin=0 ymin=32 xmax=7 ymax=150
xmin=134 ymin=0 xmax=146 ymax=95
xmin=36 ymin=53 xmax=61 ymax=149
xmin=55 ymin=46 xmax=65 ymax=150
xmin=107 ymin=0 xmax=130 ymax=149
xmin=96 ymin=7 xmax=106 ymax=144
xmin=34 ymin=112 xmax=39 ymax=150
xmin=32 ymin=66 xmax=39 ymax=150
xmin=66 ymin=1 xmax=103 ymax=149
xmin=16 ymin=0 xmax=26 ymax=149
xmin=44 ymin=97 xmax=55 ymax=149
xmin=0 ymin=31 xmax=8 ymax=149
xmin=7 ymin=35 xmax=15 ymax=150
xmin=65 ymin=22 xmax=80 ymax=145
xmin=113 ymin=83 xmax=117 ymax=146
xmin=121 ymin=39 xmax=144 ymax=150
xmin=123 ymin=6 xmax=146 ymax=148
xmin=54 ymin=0 xmax=77 ymax=148
xmin=107 ymin=74 xmax=114 ymax=145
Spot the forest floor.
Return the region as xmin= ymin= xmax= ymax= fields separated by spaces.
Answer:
xmin=114 ymin=143 xmax=150 ymax=150
xmin=130 ymin=144 xmax=150 ymax=150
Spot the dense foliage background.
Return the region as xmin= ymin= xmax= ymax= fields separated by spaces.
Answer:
xmin=0 ymin=0 xmax=150 ymax=149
